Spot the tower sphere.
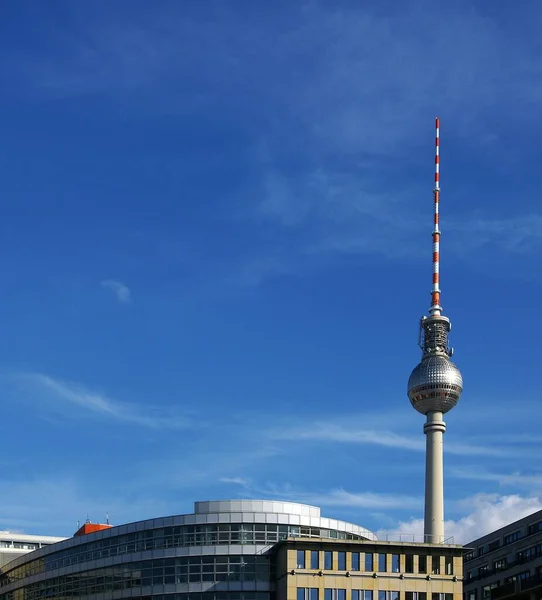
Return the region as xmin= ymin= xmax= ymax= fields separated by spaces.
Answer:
xmin=407 ymin=355 xmax=463 ymax=415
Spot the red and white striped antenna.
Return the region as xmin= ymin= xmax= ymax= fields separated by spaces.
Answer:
xmin=429 ymin=117 xmax=442 ymax=316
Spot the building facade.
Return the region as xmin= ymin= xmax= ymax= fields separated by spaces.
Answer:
xmin=0 ymin=500 xmax=463 ymax=600
xmin=0 ymin=532 xmax=65 ymax=568
xmin=463 ymin=509 xmax=542 ymax=600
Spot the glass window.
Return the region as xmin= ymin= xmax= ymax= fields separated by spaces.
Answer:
xmin=481 ymin=587 xmax=498 ymax=600
xmin=297 ymin=551 xmax=306 ymax=569
xmin=311 ymin=550 xmax=319 ymax=569
xmin=432 ymin=556 xmax=441 ymax=575
xmin=325 ymin=551 xmax=333 ymax=570
xmin=299 ymin=588 xmax=319 ymax=600
xmin=504 ymin=531 xmax=521 ymax=545
xmin=365 ymin=553 xmax=374 ymax=571
xmin=379 ymin=592 xmax=399 ymax=600
xmin=351 ymin=552 xmax=360 ymax=571
xmin=326 ymin=590 xmax=347 ymax=600
xmin=405 ymin=554 xmax=414 ymax=573
xmin=353 ymin=591 xmax=373 ymax=600
xmin=338 ymin=552 xmax=346 ymax=570
xmin=445 ymin=555 xmax=453 ymax=575
xmin=378 ymin=553 xmax=387 ymax=572
xmin=518 ymin=571 xmax=530 ymax=580
xmin=391 ymin=554 xmax=400 ymax=573
xmin=406 ymin=593 xmax=427 ymax=600
xmin=325 ymin=590 xmax=332 ymax=600
xmin=419 ymin=555 xmax=427 ymax=574
xmin=488 ymin=540 xmax=500 ymax=551
xmin=467 ymin=591 xmax=477 ymax=600
xmin=493 ymin=558 xmax=506 ymax=572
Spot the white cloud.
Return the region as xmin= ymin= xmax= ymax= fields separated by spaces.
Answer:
xmin=251 ymin=482 xmax=421 ymax=511
xmin=394 ymin=494 xmax=542 ymax=544
xmin=273 ymin=421 xmax=515 ymax=457
xmin=10 ymin=373 xmax=191 ymax=430
xmin=101 ymin=279 xmax=131 ymax=303
xmin=219 ymin=477 xmax=250 ymax=487
xmin=451 ymin=467 xmax=542 ymax=489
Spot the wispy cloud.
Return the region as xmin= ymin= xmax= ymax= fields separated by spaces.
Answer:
xmin=9 ymin=373 xmax=191 ymax=429
xmin=395 ymin=494 xmax=542 ymax=544
xmin=219 ymin=477 xmax=251 ymax=487
xmin=246 ymin=482 xmax=421 ymax=511
xmin=272 ymin=420 xmax=515 ymax=457
xmin=101 ymin=279 xmax=132 ymax=303
xmin=451 ymin=467 xmax=542 ymax=489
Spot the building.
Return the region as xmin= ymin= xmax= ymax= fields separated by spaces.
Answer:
xmin=0 ymin=531 xmax=65 ymax=568
xmin=0 ymin=500 xmax=464 ymax=600
xmin=463 ymin=509 xmax=542 ymax=600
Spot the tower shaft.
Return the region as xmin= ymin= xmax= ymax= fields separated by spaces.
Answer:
xmin=407 ymin=118 xmax=463 ymax=546
xmin=424 ymin=411 xmax=446 ymax=543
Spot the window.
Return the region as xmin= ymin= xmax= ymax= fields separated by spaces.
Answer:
xmin=325 ymin=551 xmax=333 ymax=570
xmin=518 ymin=571 xmax=530 ymax=580
xmin=298 ymin=589 xmax=319 ymax=600
xmin=379 ymin=592 xmax=399 ymax=600
xmin=406 ymin=593 xmax=427 ymax=600
xmin=488 ymin=540 xmax=501 ymax=551
xmin=391 ymin=554 xmax=400 ymax=573
xmin=325 ymin=589 xmax=346 ymax=600
xmin=405 ymin=554 xmax=414 ymax=573
xmin=432 ymin=556 xmax=441 ymax=575
xmin=445 ymin=555 xmax=453 ymax=575
xmin=351 ymin=552 xmax=360 ymax=571
xmin=378 ymin=553 xmax=387 ymax=572
xmin=365 ymin=553 xmax=374 ymax=571
xmin=419 ymin=555 xmax=427 ymax=574
xmin=432 ymin=595 xmax=453 ymax=600
xmin=528 ymin=522 xmax=542 ymax=535
xmin=352 ymin=591 xmax=373 ymax=600
xmin=297 ymin=550 xmax=306 ymax=569
xmin=493 ymin=558 xmax=507 ymax=571
xmin=338 ymin=552 xmax=346 ymax=570
xmin=467 ymin=591 xmax=477 ymax=600
xmin=311 ymin=551 xmax=319 ymax=570
xmin=478 ymin=546 xmax=487 ymax=557
xmin=504 ymin=531 xmax=521 ymax=545
xmin=504 ymin=576 xmax=516 ymax=583
xmin=482 ymin=584 xmax=498 ymax=599
xmin=479 ymin=564 xmax=490 ymax=576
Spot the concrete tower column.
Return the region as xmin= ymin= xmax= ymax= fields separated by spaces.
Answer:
xmin=423 ymin=411 xmax=446 ymax=543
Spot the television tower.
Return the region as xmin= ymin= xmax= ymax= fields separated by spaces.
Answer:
xmin=407 ymin=118 xmax=463 ymax=544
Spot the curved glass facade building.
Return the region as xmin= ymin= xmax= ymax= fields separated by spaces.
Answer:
xmin=0 ymin=500 xmax=377 ymax=600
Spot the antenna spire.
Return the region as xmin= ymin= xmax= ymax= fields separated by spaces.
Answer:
xmin=430 ymin=117 xmax=442 ymax=316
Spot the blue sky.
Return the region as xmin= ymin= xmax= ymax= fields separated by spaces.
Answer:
xmin=1 ymin=0 xmax=542 ymax=543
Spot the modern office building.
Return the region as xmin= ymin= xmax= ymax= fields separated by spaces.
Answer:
xmin=0 ymin=500 xmax=463 ymax=600
xmin=463 ymin=509 xmax=542 ymax=600
xmin=0 ymin=531 xmax=65 ymax=568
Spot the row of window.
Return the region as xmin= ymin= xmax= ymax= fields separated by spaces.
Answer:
xmin=2 ymin=524 xmax=365 ymax=582
xmin=466 ymin=572 xmax=532 ymax=600
xmin=465 ymin=520 xmax=542 ymax=562
xmin=296 ymin=551 xmax=453 ymax=575
xmin=297 ymin=590 xmax=453 ymax=600
xmin=466 ymin=541 xmax=542 ymax=581
xmin=1 ymin=593 xmax=269 ymax=600
xmin=0 ymin=556 xmax=273 ymax=596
